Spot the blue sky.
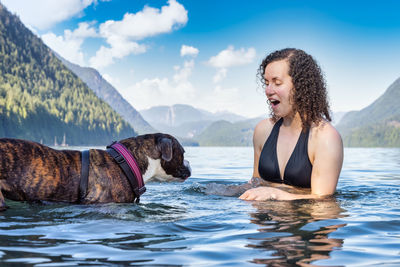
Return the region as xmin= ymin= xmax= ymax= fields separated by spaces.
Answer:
xmin=3 ymin=0 xmax=400 ymax=118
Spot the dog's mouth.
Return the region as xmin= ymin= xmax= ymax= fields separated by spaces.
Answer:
xmin=181 ymin=174 xmax=190 ymax=181
xmin=157 ymin=159 xmax=191 ymax=182
xmin=171 ymin=160 xmax=191 ymax=181
xmin=183 ymin=160 xmax=191 ymax=178
xmin=176 ymin=168 xmax=191 ymax=181
xmin=174 ymin=165 xmax=191 ymax=182
xmin=151 ymin=164 xmax=191 ymax=183
xmin=152 ymin=175 xmax=189 ymax=183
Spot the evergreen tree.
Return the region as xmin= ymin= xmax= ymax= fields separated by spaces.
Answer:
xmin=0 ymin=3 xmax=137 ymax=145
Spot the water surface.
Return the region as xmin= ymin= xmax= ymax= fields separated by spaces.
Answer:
xmin=0 ymin=147 xmax=399 ymax=266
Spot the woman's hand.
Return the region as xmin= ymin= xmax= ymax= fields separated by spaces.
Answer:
xmin=240 ymin=185 xmax=324 ymax=201
xmin=239 ymin=186 xmax=290 ymax=201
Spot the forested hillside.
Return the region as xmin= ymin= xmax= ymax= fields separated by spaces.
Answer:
xmin=337 ymin=77 xmax=400 ymax=147
xmin=58 ymin=56 xmax=156 ymax=135
xmin=0 ymin=4 xmax=136 ymax=145
xmin=196 ymin=117 xmax=261 ymax=146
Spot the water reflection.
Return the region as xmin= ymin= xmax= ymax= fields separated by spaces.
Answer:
xmin=247 ymin=199 xmax=347 ymax=266
xmin=202 ymin=178 xmax=348 ymax=265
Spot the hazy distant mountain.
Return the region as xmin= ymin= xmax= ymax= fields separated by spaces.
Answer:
xmin=337 ymin=77 xmax=400 ymax=146
xmin=332 ymin=111 xmax=347 ymax=126
xmin=196 ymin=110 xmax=347 ymax=146
xmin=197 ymin=117 xmax=262 ymax=146
xmin=212 ymin=111 xmax=248 ymax=123
xmin=152 ymin=120 xmax=214 ymax=139
xmin=57 ymin=56 xmax=156 ymax=135
xmin=141 ymin=104 xmax=245 ymax=126
xmin=0 ymin=3 xmax=135 ymax=145
xmin=140 ymin=104 xmax=246 ymax=138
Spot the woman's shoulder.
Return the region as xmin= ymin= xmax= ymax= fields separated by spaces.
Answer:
xmin=310 ymin=120 xmax=343 ymax=148
xmin=308 ymin=120 xmax=344 ymax=184
xmin=254 ymin=118 xmax=275 ymax=134
xmin=253 ymin=118 xmax=275 ymax=148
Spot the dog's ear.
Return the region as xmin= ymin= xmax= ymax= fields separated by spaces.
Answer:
xmin=157 ymin=137 xmax=173 ymax=161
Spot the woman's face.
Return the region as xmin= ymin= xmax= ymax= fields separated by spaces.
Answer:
xmin=264 ymin=59 xmax=295 ymax=118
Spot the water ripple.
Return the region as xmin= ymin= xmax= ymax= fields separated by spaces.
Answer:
xmin=1 ymin=147 xmax=400 ymax=266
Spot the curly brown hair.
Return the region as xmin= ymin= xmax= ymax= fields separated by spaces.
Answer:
xmin=258 ymin=48 xmax=331 ymax=129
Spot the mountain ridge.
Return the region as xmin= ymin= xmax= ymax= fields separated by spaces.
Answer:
xmin=0 ymin=3 xmax=135 ymax=145
xmin=140 ymin=104 xmax=248 ymax=139
xmin=337 ymin=76 xmax=400 ymax=146
xmin=197 ymin=117 xmax=262 ymax=146
xmin=57 ymin=56 xmax=156 ymax=135
xmin=338 ymin=77 xmax=400 ymax=133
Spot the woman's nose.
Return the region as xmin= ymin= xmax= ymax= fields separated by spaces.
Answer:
xmin=265 ymin=84 xmax=274 ymax=96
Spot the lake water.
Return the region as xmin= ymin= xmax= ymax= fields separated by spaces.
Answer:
xmin=0 ymin=147 xmax=400 ymax=266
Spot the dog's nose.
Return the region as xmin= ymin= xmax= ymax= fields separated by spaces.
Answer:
xmin=184 ymin=160 xmax=191 ymax=173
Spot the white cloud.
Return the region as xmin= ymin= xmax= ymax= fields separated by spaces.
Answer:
xmin=99 ymin=0 xmax=187 ymax=40
xmin=102 ymin=73 xmax=120 ymax=88
xmin=208 ymin=46 xmax=256 ymax=83
xmin=90 ymin=0 xmax=188 ymax=69
xmin=196 ymin=85 xmax=265 ymax=117
xmin=208 ymin=46 xmax=256 ymax=68
xmin=4 ymin=0 xmax=189 ymax=69
xmin=213 ymin=68 xmax=227 ymax=83
xmin=206 ymin=85 xmax=241 ymax=111
xmin=66 ymin=21 xmax=98 ymax=39
xmin=173 ymin=60 xmax=194 ymax=82
xmin=1 ymin=0 xmax=96 ymax=30
xmin=124 ymin=76 xmax=196 ymax=110
xmin=89 ymin=40 xmax=147 ymax=69
xmin=122 ymin=57 xmax=195 ymax=110
xmin=180 ymin=45 xmax=199 ymax=57
xmin=121 ymin=58 xmax=262 ymax=117
xmin=41 ymin=22 xmax=97 ymax=65
xmin=121 ymin=53 xmax=265 ymax=117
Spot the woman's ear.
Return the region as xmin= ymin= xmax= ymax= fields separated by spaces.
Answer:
xmin=157 ymin=137 xmax=173 ymax=161
xmin=289 ymin=87 xmax=296 ymax=105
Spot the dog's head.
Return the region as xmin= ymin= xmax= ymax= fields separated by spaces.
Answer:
xmin=120 ymin=133 xmax=191 ymax=183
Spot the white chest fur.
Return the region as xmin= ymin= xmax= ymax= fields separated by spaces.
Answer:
xmin=142 ymin=156 xmax=175 ymax=183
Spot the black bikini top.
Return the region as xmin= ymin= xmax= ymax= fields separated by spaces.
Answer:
xmin=258 ymin=118 xmax=312 ymax=188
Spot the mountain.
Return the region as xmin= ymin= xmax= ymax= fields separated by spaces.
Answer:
xmin=57 ymin=56 xmax=156 ymax=134
xmin=151 ymin=120 xmax=214 ymax=139
xmin=197 ymin=117 xmax=262 ymax=146
xmin=332 ymin=111 xmax=347 ymax=126
xmin=140 ymin=104 xmax=246 ymax=138
xmin=337 ymin=77 xmax=400 ymax=146
xmin=0 ymin=3 xmax=135 ymax=145
xmin=141 ymin=104 xmax=245 ymax=126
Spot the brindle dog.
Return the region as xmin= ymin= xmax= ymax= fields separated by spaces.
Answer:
xmin=0 ymin=133 xmax=191 ymax=211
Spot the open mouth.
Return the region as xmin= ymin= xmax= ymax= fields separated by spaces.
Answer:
xmin=269 ymin=99 xmax=280 ymax=107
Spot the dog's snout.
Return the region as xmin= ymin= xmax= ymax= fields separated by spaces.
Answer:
xmin=184 ymin=160 xmax=191 ymax=172
xmin=182 ymin=159 xmax=191 ymax=179
xmin=185 ymin=160 xmax=191 ymax=172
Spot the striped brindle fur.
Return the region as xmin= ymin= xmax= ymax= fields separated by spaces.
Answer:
xmin=0 ymin=133 xmax=191 ymax=211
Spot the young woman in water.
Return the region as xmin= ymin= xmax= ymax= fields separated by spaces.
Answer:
xmin=239 ymin=48 xmax=343 ymax=201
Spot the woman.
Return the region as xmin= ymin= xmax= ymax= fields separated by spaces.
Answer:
xmin=239 ymin=48 xmax=343 ymax=201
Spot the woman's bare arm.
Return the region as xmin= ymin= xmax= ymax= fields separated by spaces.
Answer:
xmin=252 ymin=119 xmax=271 ymax=178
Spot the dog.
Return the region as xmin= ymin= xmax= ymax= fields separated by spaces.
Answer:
xmin=0 ymin=133 xmax=191 ymax=211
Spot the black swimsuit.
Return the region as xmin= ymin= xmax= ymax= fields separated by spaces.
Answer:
xmin=258 ymin=118 xmax=312 ymax=188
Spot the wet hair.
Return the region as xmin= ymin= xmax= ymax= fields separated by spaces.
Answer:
xmin=257 ymin=48 xmax=331 ymax=129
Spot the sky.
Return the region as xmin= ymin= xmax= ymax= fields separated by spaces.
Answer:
xmin=2 ymin=0 xmax=400 ymax=118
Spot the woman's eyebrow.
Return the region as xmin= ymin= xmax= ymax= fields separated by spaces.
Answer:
xmin=267 ymin=77 xmax=281 ymax=81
